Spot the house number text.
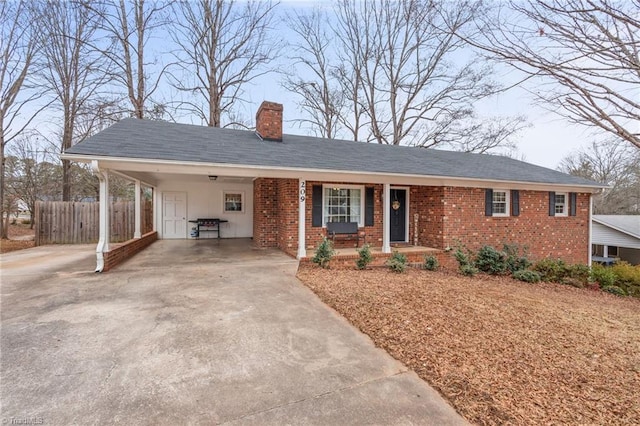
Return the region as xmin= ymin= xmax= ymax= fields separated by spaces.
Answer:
xmin=299 ymin=181 xmax=306 ymax=202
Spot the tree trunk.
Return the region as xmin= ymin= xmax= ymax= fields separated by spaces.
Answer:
xmin=62 ymin=159 xmax=71 ymax=201
xmin=0 ymin=134 xmax=6 ymax=239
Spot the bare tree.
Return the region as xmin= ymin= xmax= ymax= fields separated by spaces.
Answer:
xmin=169 ymin=0 xmax=279 ymax=127
xmin=283 ymin=0 xmax=526 ymax=152
xmin=87 ymin=0 xmax=171 ymax=119
xmin=560 ymin=140 xmax=640 ymax=214
xmin=332 ymin=2 xmax=368 ymax=141
xmin=469 ymin=0 xmax=640 ymax=150
xmin=336 ymin=0 xmax=504 ymax=147
xmin=5 ymin=136 xmax=60 ymax=227
xmin=282 ymin=9 xmax=344 ymax=139
xmin=35 ymin=0 xmax=110 ymax=201
xmin=0 ymin=0 xmax=46 ymax=238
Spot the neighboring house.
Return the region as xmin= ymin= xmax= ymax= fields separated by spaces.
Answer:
xmin=592 ymin=215 xmax=640 ymax=265
xmin=63 ymin=101 xmax=606 ymax=271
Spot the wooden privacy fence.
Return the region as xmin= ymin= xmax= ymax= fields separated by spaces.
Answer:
xmin=35 ymin=200 xmax=153 ymax=246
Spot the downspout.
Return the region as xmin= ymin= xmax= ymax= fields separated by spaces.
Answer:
xmin=92 ymin=161 xmax=110 ymax=272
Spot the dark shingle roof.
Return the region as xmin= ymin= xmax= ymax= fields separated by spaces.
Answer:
xmin=66 ymin=118 xmax=603 ymax=188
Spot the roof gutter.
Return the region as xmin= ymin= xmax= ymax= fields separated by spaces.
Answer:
xmin=61 ymin=153 xmax=608 ymax=193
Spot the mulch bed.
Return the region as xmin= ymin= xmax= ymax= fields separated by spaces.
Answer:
xmin=297 ymin=266 xmax=640 ymax=425
xmin=0 ymin=224 xmax=35 ymax=253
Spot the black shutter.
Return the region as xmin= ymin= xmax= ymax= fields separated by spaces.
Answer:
xmin=365 ymin=187 xmax=374 ymax=226
xmin=312 ymin=185 xmax=323 ymax=227
xmin=485 ymin=189 xmax=493 ymax=216
xmin=570 ymin=192 xmax=577 ymax=216
xmin=511 ymin=190 xmax=520 ymax=216
xmin=549 ymin=191 xmax=556 ymax=216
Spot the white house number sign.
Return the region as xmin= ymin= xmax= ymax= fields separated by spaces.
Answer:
xmin=299 ymin=181 xmax=306 ymax=202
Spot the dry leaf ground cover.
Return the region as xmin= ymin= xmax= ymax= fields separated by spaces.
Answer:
xmin=0 ymin=224 xmax=35 ymax=253
xmin=297 ymin=266 xmax=640 ymax=425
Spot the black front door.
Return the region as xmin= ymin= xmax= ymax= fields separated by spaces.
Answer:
xmin=389 ymin=189 xmax=407 ymax=242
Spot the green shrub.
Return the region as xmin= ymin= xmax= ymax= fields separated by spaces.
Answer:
xmin=21 ymin=219 xmax=31 ymax=225
xmin=533 ymin=258 xmax=569 ymax=283
xmin=513 ymin=269 xmax=542 ymax=283
xmin=475 ymin=245 xmax=508 ymax=275
xmin=312 ymin=238 xmax=335 ymax=269
xmin=454 ymin=246 xmax=472 ymax=267
xmin=423 ymin=255 xmax=439 ymax=271
xmin=568 ymin=264 xmax=590 ymax=282
xmin=503 ymin=244 xmax=532 ymax=273
xmin=625 ymin=284 xmax=640 ymax=298
xmin=453 ymin=244 xmax=477 ymax=276
xmin=590 ymin=264 xmax=617 ymax=288
xmin=562 ymin=264 xmax=591 ymax=288
xmin=610 ymin=262 xmax=640 ymax=286
xmin=609 ymin=262 xmax=640 ymax=298
xmin=603 ymin=285 xmax=627 ymax=297
xmin=460 ymin=263 xmax=478 ymax=277
xmin=386 ymin=251 xmax=408 ymax=273
xmin=355 ymin=244 xmax=373 ymax=270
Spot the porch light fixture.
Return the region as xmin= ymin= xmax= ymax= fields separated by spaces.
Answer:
xmin=208 ymin=175 xmax=218 ymax=181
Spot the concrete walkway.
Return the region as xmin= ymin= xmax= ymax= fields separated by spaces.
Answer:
xmin=1 ymin=240 xmax=466 ymax=425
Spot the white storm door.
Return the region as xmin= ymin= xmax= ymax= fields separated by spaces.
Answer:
xmin=162 ymin=192 xmax=187 ymax=239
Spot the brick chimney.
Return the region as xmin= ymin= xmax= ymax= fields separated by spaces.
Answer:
xmin=255 ymin=101 xmax=283 ymax=142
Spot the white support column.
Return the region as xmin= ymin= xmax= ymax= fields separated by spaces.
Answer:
xmin=297 ymin=179 xmax=307 ymax=259
xmin=382 ymin=183 xmax=391 ymax=253
xmin=588 ymin=195 xmax=593 ymax=266
xmin=93 ymin=162 xmax=110 ymax=273
xmin=152 ymin=187 xmax=157 ymax=232
xmin=603 ymin=245 xmax=608 ymax=258
xmin=134 ymin=179 xmax=141 ymax=239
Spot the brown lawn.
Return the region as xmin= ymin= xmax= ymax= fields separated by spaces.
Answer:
xmin=0 ymin=223 xmax=35 ymax=253
xmin=297 ymin=266 xmax=640 ymax=425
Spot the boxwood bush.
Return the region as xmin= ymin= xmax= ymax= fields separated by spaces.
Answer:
xmin=475 ymin=245 xmax=508 ymax=275
xmin=423 ymin=255 xmax=439 ymax=271
xmin=386 ymin=251 xmax=408 ymax=273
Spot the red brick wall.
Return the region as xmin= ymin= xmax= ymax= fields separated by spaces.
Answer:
xmin=252 ymin=179 xmax=591 ymax=265
xmin=411 ymin=186 xmax=445 ymax=249
xmin=103 ymin=231 xmax=158 ymax=272
xmin=441 ymin=187 xmax=590 ymax=264
xmin=277 ymin=179 xmax=298 ymax=256
xmin=253 ymin=178 xmax=279 ymax=248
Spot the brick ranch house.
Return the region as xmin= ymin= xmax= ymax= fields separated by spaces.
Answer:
xmin=63 ymin=101 xmax=605 ymax=272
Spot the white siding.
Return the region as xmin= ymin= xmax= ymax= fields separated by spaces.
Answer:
xmin=156 ymin=179 xmax=253 ymax=239
xmin=592 ymin=222 xmax=640 ymax=249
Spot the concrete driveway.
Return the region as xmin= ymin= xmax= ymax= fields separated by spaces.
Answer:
xmin=1 ymin=239 xmax=466 ymax=425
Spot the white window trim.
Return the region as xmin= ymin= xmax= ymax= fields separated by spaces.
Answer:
xmin=555 ymin=192 xmax=568 ymax=217
xmin=222 ymin=191 xmax=245 ymax=213
xmin=492 ymin=189 xmax=510 ymax=217
xmin=322 ymin=184 xmax=365 ymax=227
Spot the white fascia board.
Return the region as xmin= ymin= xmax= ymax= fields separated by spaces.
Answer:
xmin=66 ymin=154 xmax=606 ymax=194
